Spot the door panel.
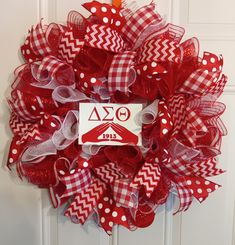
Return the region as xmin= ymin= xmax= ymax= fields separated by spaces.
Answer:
xmin=0 ymin=1 xmax=43 ymax=245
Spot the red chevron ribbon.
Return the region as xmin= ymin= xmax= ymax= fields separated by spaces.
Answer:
xmin=18 ymin=124 xmax=42 ymax=144
xmin=131 ymin=162 xmax=161 ymax=198
xmin=85 ymin=24 xmax=125 ymax=53
xmin=65 ymin=178 xmax=106 ymax=224
xmin=9 ymin=113 xmax=32 ymax=136
xmin=167 ymin=95 xmax=187 ymax=136
xmin=7 ymin=124 xmax=42 ymax=167
xmin=137 ymin=37 xmax=180 ymax=65
xmin=93 ymin=162 xmax=126 ymax=183
xmin=58 ymin=31 xmax=84 ymax=64
xmin=190 ymin=158 xmax=225 ymax=177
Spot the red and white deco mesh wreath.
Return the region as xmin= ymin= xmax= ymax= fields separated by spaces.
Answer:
xmin=6 ymin=0 xmax=228 ymax=235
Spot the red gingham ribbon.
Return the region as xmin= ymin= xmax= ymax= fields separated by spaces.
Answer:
xmin=60 ymin=168 xmax=92 ymax=198
xmin=179 ymin=70 xmax=216 ymax=94
xmin=182 ymin=107 xmax=207 ymax=146
xmin=144 ymin=23 xmax=185 ymax=45
xmin=164 ymin=155 xmax=194 ymax=176
xmin=33 ymin=55 xmax=65 ymax=81
xmin=121 ymin=4 xmax=161 ymax=48
xmin=112 ymin=179 xmax=138 ymax=208
xmin=108 ymin=51 xmax=136 ymax=94
xmin=30 ymin=21 xmax=51 ymax=56
xmin=182 ymin=123 xmax=197 ymax=146
xmin=173 ymin=176 xmax=193 ymax=213
xmin=207 ymin=74 xmax=227 ymax=96
xmin=8 ymin=90 xmax=42 ymax=122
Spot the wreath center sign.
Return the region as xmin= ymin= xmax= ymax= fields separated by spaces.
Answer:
xmin=6 ymin=0 xmax=227 ymax=235
xmin=79 ymin=103 xmax=142 ymax=145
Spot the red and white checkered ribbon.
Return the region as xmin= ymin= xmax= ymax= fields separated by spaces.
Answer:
xmin=112 ymin=179 xmax=138 ymax=208
xmin=121 ymin=4 xmax=161 ymax=48
xmin=182 ymin=107 xmax=207 ymax=146
xmin=207 ymin=74 xmax=227 ymax=96
xmin=108 ymin=51 xmax=136 ymax=94
xmin=173 ymin=176 xmax=193 ymax=213
xmin=179 ymin=70 xmax=217 ymax=94
xmin=144 ymin=23 xmax=185 ymax=45
xmin=164 ymin=155 xmax=193 ymax=176
xmin=60 ymin=168 xmax=92 ymax=198
xmin=8 ymin=90 xmax=42 ymax=122
xmin=30 ymin=21 xmax=51 ymax=56
xmin=32 ymin=55 xmax=65 ymax=82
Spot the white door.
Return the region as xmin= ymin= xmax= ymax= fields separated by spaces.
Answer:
xmin=1 ymin=1 xmax=235 ymax=245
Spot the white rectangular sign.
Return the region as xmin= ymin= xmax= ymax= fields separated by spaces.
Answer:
xmin=78 ymin=103 xmax=142 ymax=146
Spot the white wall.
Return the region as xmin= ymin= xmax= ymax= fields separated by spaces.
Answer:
xmin=0 ymin=1 xmax=234 ymax=245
